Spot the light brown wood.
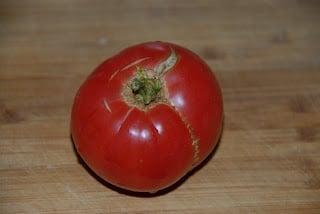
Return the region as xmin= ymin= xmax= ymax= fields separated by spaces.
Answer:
xmin=1 ymin=0 xmax=320 ymax=213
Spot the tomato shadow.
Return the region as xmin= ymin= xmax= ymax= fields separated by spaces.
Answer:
xmin=69 ymin=128 xmax=223 ymax=197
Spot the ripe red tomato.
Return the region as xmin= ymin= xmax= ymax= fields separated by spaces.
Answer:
xmin=71 ymin=41 xmax=223 ymax=193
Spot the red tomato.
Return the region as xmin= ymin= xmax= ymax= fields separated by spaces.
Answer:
xmin=71 ymin=41 xmax=223 ymax=193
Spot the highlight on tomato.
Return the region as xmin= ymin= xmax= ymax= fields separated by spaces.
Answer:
xmin=71 ymin=41 xmax=223 ymax=193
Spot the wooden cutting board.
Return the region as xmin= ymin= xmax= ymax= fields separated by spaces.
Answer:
xmin=1 ymin=1 xmax=320 ymax=213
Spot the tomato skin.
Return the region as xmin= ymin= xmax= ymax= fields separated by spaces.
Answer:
xmin=71 ymin=41 xmax=223 ymax=192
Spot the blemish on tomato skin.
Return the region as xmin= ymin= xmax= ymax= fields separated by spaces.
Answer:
xmin=103 ymin=98 xmax=112 ymax=113
xmin=169 ymin=103 xmax=200 ymax=166
xmin=185 ymin=122 xmax=200 ymax=166
xmin=191 ymin=137 xmax=200 ymax=165
xmin=118 ymin=107 xmax=135 ymax=133
xmin=120 ymin=57 xmax=151 ymax=72
xmin=108 ymin=57 xmax=152 ymax=83
xmin=108 ymin=69 xmax=121 ymax=82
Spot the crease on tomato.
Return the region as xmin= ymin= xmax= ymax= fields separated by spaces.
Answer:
xmin=108 ymin=69 xmax=121 ymax=82
xmin=120 ymin=57 xmax=151 ymax=72
xmin=120 ymin=107 xmax=135 ymax=130
xmin=170 ymin=104 xmax=200 ymax=166
xmin=103 ymin=97 xmax=112 ymax=113
xmin=108 ymin=57 xmax=152 ymax=83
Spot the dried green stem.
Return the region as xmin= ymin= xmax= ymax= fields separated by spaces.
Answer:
xmin=130 ymin=67 xmax=162 ymax=105
xmin=130 ymin=49 xmax=177 ymax=105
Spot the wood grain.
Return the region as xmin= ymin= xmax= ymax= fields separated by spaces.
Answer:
xmin=1 ymin=0 xmax=320 ymax=213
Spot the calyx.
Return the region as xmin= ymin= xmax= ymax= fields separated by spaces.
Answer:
xmin=130 ymin=49 xmax=178 ymax=105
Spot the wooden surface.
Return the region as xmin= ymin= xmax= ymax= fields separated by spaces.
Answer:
xmin=1 ymin=0 xmax=320 ymax=213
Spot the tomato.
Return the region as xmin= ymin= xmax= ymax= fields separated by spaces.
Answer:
xmin=71 ymin=41 xmax=223 ymax=193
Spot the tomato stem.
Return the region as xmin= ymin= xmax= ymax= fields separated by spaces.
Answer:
xmin=130 ymin=49 xmax=178 ymax=105
xmin=130 ymin=67 xmax=162 ymax=105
